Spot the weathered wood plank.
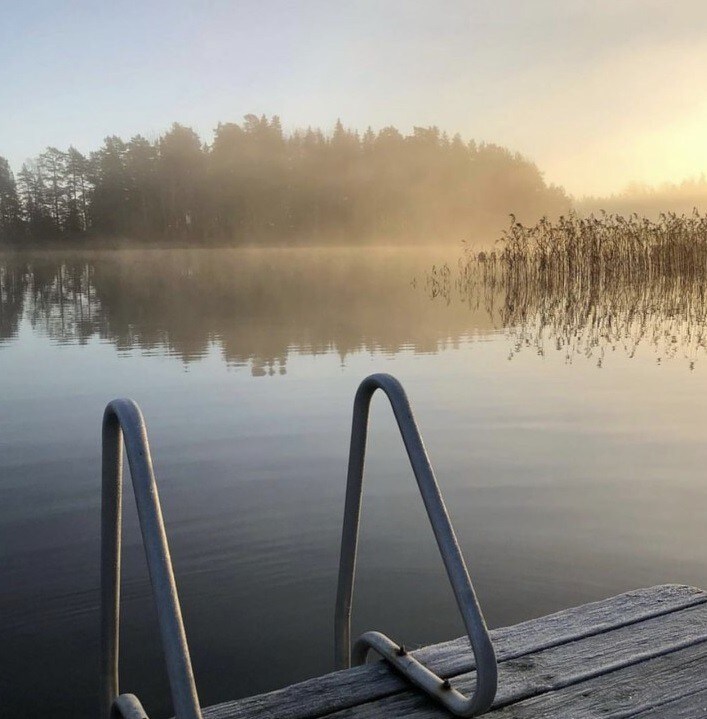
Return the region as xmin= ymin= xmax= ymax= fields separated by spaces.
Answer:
xmin=320 ymin=596 xmax=707 ymax=718
xmin=487 ymin=640 xmax=707 ymax=718
xmin=630 ymin=686 xmax=707 ymax=718
xmin=201 ymin=584 xmax=707 ymax=719
xmin=418 ymin=583 xmax=706 ymax=678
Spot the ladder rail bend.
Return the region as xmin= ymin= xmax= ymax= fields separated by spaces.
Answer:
xmin=101 ymin=398 xmax=202 ymax=719
xmin=334 ymin=373 xmax=497 ymax=717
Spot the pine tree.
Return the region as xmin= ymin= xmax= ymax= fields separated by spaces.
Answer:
xmin=0 ymin=157 xmax=22 ymax=242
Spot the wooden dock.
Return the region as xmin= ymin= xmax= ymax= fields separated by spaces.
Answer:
xmin=199 ymin=584 xmax=707 ymax=719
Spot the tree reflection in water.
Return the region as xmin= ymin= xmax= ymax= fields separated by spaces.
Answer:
xmin=0 ymin=248 xmax=493 ymax=374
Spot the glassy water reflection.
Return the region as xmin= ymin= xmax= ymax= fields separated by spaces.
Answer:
xmin=1 ymin=248 xmax=707 ymax=718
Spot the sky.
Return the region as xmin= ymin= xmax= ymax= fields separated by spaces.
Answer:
xmin=2 ymin=0 xmax=707 ymax=197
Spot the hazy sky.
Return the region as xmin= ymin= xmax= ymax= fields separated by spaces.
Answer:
xmin=3 ymin=0 xmax=707 ymax=196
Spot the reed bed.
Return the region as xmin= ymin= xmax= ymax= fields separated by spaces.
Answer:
xmin=428 ymin=212 xmax=707 ymax=366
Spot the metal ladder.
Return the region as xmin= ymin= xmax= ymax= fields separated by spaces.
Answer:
xmin=100 ymin=374 xmax=497 ymax=718
xmin=100 ymin=399 xmax=202 ymax=719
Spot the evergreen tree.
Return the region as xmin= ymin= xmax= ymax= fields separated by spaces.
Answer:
xmin=89 ymin=136 xmax=128 ymax=234
xmin=38 ymin=147 xmax=68 ymax=233
xmin=17 ymin=160 xmax=54 ymax=238
xmin=159 ymin=123 xmax=206 ymax=238
xmin=0 ymin=157 xmax=22 ymax=242
xmin=65 ymin=147 xmax=90 ymax=233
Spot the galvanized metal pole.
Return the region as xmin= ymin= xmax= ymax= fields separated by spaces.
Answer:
xmin=101 ymin=399 xmax=202 ymax=719
xmin=334 ymin=373 xmax=497 ymax=717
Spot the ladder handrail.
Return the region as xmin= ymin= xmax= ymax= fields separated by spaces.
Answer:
xmin=334 ymin=373 xmax=497 ymax=717
xmin=101 ymin=399 xmax=202 ymax=719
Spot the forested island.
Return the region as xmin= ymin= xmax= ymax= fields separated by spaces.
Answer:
xmin=0 ymin=115 xmax=571 ymax=246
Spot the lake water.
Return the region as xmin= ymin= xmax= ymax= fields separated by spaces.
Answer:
xmin=2 ymin=247 xmax=707 ymax=718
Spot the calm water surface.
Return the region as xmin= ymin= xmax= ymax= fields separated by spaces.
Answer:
xmin=1 ymin=247 xmax=707 ymax=717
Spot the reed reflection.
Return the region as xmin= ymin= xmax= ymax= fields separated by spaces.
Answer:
xmin=428 ymin=212 xmax=707 ymax=367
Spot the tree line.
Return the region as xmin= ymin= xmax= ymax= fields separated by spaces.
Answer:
xmin=578 ymin=177 xmax=707 ymax=219
xmin=0 ymin=115 xmax=570 ymax=245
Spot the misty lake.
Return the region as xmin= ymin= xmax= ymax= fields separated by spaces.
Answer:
xmin=2 ymin=246 xmax=707 ymax=718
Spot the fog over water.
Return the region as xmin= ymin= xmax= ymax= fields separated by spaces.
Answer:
xmin=5 ymin=2 xmax=707 ymax=717
xmin=2 ymin=246 xmax=707 ymax=718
